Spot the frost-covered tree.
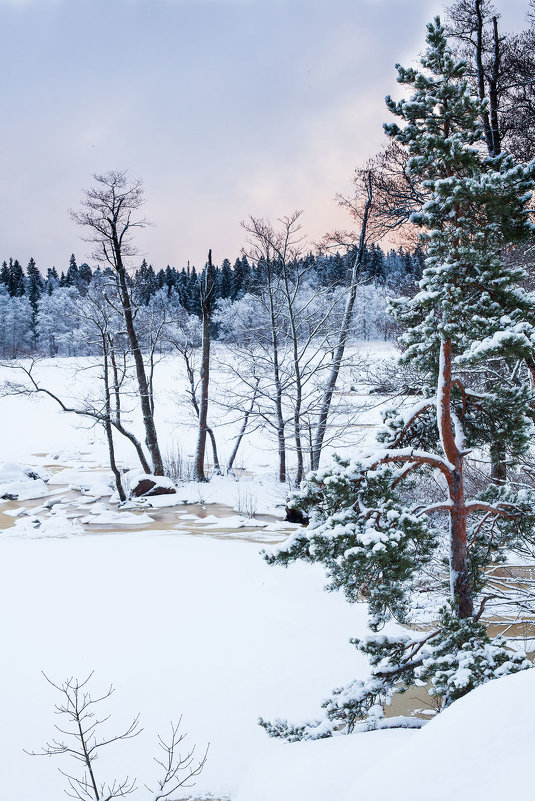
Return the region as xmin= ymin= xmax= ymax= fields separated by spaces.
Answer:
xmin=261 ymin=17 xmax=535 ymax=739
xmin=36 ymin=286 xmax=79 ymax=356
xmin=0 ymin=286 xmax=33 ymax=358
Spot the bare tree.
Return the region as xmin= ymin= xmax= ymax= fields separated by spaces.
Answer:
xmin=27 ymin=673 xmax=208 ymax=801
xmin=242 ymin=217 xmax=292 ymax=482
xmin=311 ymin=171 xmax=374 ymax=469
xmin=0 ymin=355 xmax=155 ymax=497
xmin=71 ymin=171 xmax=165 ymax=476
xmin=27 ymin=674 xmax=141 ymax=801
xmin=226 ymin=376 xmax=259 ymax=473
xmin=447 ymin=0 xmax=535 ymax=161
xmin=217 ymin=211 xmax=373 ymax=484
xmin=146 ymin=719 xmax=208 ymax=801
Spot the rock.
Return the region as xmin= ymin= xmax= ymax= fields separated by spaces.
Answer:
xmin=285 ymin=505 xmax=309 ymax=525
xmin=130 ymin=476 xmax=177 ymax=498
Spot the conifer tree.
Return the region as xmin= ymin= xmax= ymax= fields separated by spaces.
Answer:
xmin=65 ymin=253 xmax=79 ymax=287
xmin=45 ymin=266 xmax=59 ymax=295
xmin=0 ymin=260 xmax=9 ymax=289
xmin=187 ymin=267 xmax=201 ymax=316
xmin=219 ymin=258 xmax=233 ymax=299
xmin=78 ymin=261 xmax=93 ymax=286
xmin=261 ymin=17 xmax=535 ymax=740
xmin=231 ymin=256 xmax=251 ymax=300
xmin=135 ymin=259 xmax=158 ymax=304
xmin=26 ymin=257 xmax=43 ymax=341
xmin=8 ymin=258 xmax=25 ymax=297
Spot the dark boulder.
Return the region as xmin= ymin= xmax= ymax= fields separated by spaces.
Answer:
xmin=285 ymin=505 xmax=309 ymax=525
xmin=130 ymin=477 xmax=177 ymax=498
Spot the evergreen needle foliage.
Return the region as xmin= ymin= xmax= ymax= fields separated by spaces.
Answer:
xmin=261 ymin=17 xmax=535 ymax=741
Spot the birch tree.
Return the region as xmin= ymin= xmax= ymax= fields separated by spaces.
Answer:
xmin=71 ymin=171 xmax=165 ymax=475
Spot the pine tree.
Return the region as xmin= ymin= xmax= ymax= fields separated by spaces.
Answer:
xmin=65 ymin=253 xmax=79 ymax=287
xmin=187 ymin=267 xmax=201 ymax=316
xmin=78 ymin=262 xmax=93 ymax=285
xmin=219 ymin=258 xmax=233 ymax=299
xmin=231 ymin=256 xmax=251 ymax=300
xmin=164 ymin=265 xmax=178 ymax=296
xmin=8 ymin=258 xmax=25 ymax=297
xmin=26 ymin=258 xmax=43 ymax=312
xmin=261 ymin=17 xmax=535 ymax=740
xmin=0 ymin=260 xmax=9 ymax=289
xmin=0 ymin=287 xmax=33 ymax=357
xmin=176 ymin=267 xmax=190 ymax=308
xmin=135 ymin=259 xmax=158 ymax=304
xmin=26 ymin=258 xmax=43 ymax=342
xmin=367 ymin=244 xmax=386 ymax=284
xmin=45 ymin=266 xmax=59 ymax=295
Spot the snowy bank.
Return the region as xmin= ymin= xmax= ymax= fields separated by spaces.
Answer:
xmin=236 ymin=729 xmax=414 ymax=801
xmin=237 ymin=669 xmax=535 ymax=801
xmin=351 ymin=668 xmax=535 ymax=801
xmin=0 ymin=461 xmax=50 ymax=500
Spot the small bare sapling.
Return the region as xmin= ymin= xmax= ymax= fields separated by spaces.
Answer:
xmin=26 ymin=673 xmax=208 ymax=801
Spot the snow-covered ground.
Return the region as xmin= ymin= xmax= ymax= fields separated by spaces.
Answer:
xmin=0 ymin=346 xmax=396 ymax=799
xmin=1 ymin=346 xmax=532 ymax=800
xmin=239 ymin=668 xmax=535 ymax=801
xmin=0 ymin=530 xmax=375 ymax=799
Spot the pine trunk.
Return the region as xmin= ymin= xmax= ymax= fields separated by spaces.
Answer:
xmin=438 ymin=340 xmax=473 ymax=619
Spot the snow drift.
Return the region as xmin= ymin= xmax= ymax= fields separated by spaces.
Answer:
xmin=238 ymin=668 xmax=535 ymax=801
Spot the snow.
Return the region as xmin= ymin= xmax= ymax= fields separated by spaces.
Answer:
xmin=4 ymin=508 xmax=85 ymax=538
xmin=81 ymin=507 xmax=155 ymax=526
xmin=0 ymin=348 xmax=531 ymax=800
xmin=236 ymin=729 xmax=414 ymax=801
xmin=0 ymin=532 xmax=372 ymax=800
xmin=238 ymin=669 xmax=535 ymax=801
xmin=348 ymin=669 xmax=535 ymax=801
xmin=0 ymin=461 xmax=50 ymax=500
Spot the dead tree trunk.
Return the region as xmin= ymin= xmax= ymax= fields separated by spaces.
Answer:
xmin=194 ymin=250 xmax=214 ymax=482
xmin=181 ymin=348 xmax=220 ymax=475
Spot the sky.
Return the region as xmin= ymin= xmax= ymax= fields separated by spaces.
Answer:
xmin=0 ymin=0 xmax=531 ymax=272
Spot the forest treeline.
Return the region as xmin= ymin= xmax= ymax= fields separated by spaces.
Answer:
xmin=0 ymin=243 xmax=425 ymax=358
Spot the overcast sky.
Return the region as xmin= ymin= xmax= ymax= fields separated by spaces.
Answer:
xmin=0 ymin=0 xmax=530 ymax=272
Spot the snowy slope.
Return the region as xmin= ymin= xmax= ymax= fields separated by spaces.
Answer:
xmin=238 ymin=669 xmax=535 ymax=801
xmin=352 ymin=668 xmax=535 ymax=801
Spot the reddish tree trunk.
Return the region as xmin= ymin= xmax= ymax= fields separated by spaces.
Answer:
xmin=438 ymin=340 xmax=473 ymax=619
